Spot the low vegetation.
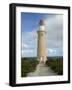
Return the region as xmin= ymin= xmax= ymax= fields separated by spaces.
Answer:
xmin=46 ymin=57 xmax=63 ymax=75
xmin=21 ymin=58 xmax=39 ymax=77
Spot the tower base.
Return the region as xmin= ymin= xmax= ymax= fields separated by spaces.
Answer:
xmin=37 ymin=57 xmax=47 ymax=64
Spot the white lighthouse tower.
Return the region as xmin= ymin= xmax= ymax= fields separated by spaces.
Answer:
xmin=37 ymin=19 xmax=47 ymax=64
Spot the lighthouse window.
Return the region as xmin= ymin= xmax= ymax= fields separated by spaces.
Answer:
xmin=41 ymin=33 xmax=43 ymax=36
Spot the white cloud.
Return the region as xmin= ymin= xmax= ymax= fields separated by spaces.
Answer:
xmin=22 ymin=49 xmax=37 ymax=57
xmin=22 ymin=43 xmax=29 ymax=49
xmin=22 ymin=49 xmax=33 ymax=53
xmin=45 ymin=14 xmax=63 ymax=54
xmin=45 ymin=15 xmax=63 ymax=31
xmin=48 ymin=48 xmax=56 ymax=53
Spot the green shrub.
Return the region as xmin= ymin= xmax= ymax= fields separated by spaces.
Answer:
xmin=21 ymin=59 xmax=39 ymax=77
xmin=46 ymin=57 xmax=63 ymax=75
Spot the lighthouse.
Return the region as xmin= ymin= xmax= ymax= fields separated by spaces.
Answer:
xmin=37 ymin=19 xmax=47 ymax=64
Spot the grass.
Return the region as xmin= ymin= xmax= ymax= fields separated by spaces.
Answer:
xmin=21 ymin=58 xmax=39 ymax=77
xmin=46 ymin=57 xmax=63 ymax=75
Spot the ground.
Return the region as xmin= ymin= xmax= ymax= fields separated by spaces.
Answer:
xmin=27 ymin=63 xmax=57 ymax=76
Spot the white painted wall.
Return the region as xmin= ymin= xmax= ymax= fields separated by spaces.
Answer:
xmin=0 ymin=0 xmax=72 ymax=89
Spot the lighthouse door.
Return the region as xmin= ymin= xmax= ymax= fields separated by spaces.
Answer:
xmin=40 ymin=56 xmax=44 ymax=63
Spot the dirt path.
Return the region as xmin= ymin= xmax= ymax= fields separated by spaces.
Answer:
xmin=27 ymin=63 xmax=57 ymax=77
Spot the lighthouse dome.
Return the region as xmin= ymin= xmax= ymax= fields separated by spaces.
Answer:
xmin=39 ymin=19 xmax=45 ymax=31
xmin=39 ymin=19 xmax=45 ymax=25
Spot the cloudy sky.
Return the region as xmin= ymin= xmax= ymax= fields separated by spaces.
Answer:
xmin=21 ymin=12 xmax=63 ymax=57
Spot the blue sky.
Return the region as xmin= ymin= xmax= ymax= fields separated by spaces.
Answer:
xmin=21 ymin=12 xmax=63 ymax=57
xmin=21 ymin=13 xmax=52 ymax=33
